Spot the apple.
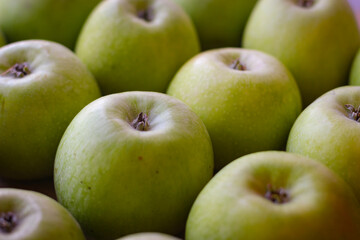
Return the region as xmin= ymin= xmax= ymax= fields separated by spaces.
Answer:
xmin=287 ymin=86 xmax=360 ymax=201
xmin=171 ymin=0 xmax=258 ymax=50
xmin=350 ymin=48 xmax=360 ymax=85
xmin=0 ymin=40 xmax=101 ymax=180
xmin=54 ymin=91 xmax=214 ymax=239
xmin=0 ymin=0 xmax=101 ymax=50
xmin=116 ymin=233 xmax=180 ymax=240
xmin=0 ymin=31 xmax=5 ymax=47
xmin=75 ymin=0 xmax=200 ymax=95
xmin=0 ymin=188 xmax=85 ymax=240
xmin=186 ymin=151 xmax=360 ymax=240
xmin=243 ymin=0 xmax=360 ymax=106
xmin=167 ymin=48 xmax=302 ymax=171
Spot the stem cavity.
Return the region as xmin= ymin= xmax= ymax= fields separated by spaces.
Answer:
xmin=230 ymin=58 xmax=246 ymax=71
xmin=1 ymin=63 xmax=31 ymax=78
xmin=137 ymin=7 xmax=154 ymax=22
xmin=0 ymin=212 xmax=18 ymax=233
xmin=265 ymin=184 xmax=289 ymax=204
xmin=345 ymin=104 xmax=360 ymax=122
xmin=297 ymin=0 xmax=315 ymax=8
xmin=131 ymin=112 xmax=150 ymax=131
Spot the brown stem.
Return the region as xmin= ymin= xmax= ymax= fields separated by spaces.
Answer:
xmin=137 ymin=8 xmax=154 ymax=22
xmin=345 ymin=104 xmax=360 ymax=122
xmin=131 ymin=112 xmax=150 ymax=131
xmin=0 ymin=212 xmax=18 ymax=233
xmin=265 ymin=184 xmax=289 ymax=204
xmin=1 ymin=63 xmax=31 ymax=78
xmin=230 ymin=59 xmax=246 ymax=71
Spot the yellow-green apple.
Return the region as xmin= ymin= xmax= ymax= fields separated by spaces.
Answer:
xmin=116 ymin=233 xmax=180 ymax=240
xmin=75 ymin=0 xmax=200 ymax=95
xmin=167 ymin=48 xmax=302 ymax=171
xmin=186 ymin=151 xmax=360 ymax=240
xmin=0 ymin=188 xmax=85 ymax=240
xmin=171 ymin=0 xmax=258 ymax=50
xmin=287 ymin=86 xmax=360 ymax=200
xmin=350 ymin=49 xmax=360 ymax=85
xmin=0 ymin=40 xmax=101 ymax=180
xmin=54 ymin=91 xmax=214 ymax=239
xmin=0 ymin=0 xmax=101 ymax=50
xmin=243 ymin=0 xmax=360 ymax=106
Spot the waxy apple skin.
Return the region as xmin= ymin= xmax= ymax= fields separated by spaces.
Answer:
xmin=75 ymin=0 xmax=200 ymax=95
xmin=0 ymin=188 xmax=85 ymax=240
xmin=167 ymin=48 xmax=302 ymax=171
xmin=171 ymin=0 xmax=258 ymax=50
xmin=350 ymin=49 xmax=360 ymax=85
xmin=186 ymin=151 xmax=360 ymax=240
xmin=243 ymin=0 xmax=360 ymax=106
xmin=0 ymin=0 xmax=101 ymax=50
xmin=54 ymin=91 xmax=214 ymax=239
xmin=0 ymin=40 xmax=101 ymax=180
xmin=287 ymin=86 xmax=360 ymax=201
xmin=117 ymin=232 xmax=180 ymax=240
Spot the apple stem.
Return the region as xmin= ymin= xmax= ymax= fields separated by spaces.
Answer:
xmin=265 ymin=184 xmax=289 ymax=204
xmin=345 ymin=104 xmax=360 ymax=122
xmin=137 ymin=8 xmax=154 ymax=22
xmin=1 ymin=62 xmax=31 ymax=78
xmin=297 ymin=0 xmax=315 ymax=8
xmin=0 ymin=212 xmax=18 ymax=233
xmin=131 ymin=112 xmax=150 ymax=131
xmin=230 ymin=59 xmax=246 ymax=71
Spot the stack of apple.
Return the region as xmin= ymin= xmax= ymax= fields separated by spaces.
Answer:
xmin=1 ymin=0 xmax=360 ymax=239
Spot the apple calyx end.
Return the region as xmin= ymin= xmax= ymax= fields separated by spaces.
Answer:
xmin=265 ymin=184 xmax=289 ymax=204
xmin=297 ymin=0 xmax=315 ymax=8
xmin=345 ymin=104 xmax=360 ymax=122
xmin=0 ymin=212 xmax=18 ymax=233
xmin=131 ymin=112 xmax=150 ymax=131
xmin=137 ymin=8 xmax=154 ymax=22
xmin=1 ymin=62 xmax=31 ymax=78
xmin=230 ymin=59 xmax=246 ymax=71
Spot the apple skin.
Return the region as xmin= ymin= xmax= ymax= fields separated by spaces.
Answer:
xmin=0 ymin=188 xmax=85 ymax=240
xmin=287 ymin=86 xmax=360 ymax=201
xmin=171 ymin=0 xmax=258 ymax=50
xmin=116 ymin=233 xmax=180 ymax=240
xmin=243 ymin=0 xmax=360 ymax=106
xmin=167 ymin=48 xmax=302 ymax=171
xmin=186 ymin=151 xmax=360 ymax=240
xmin=0 ymin=40 xmax=101 ymax=180
xmin=350 ymin=48 xmax=360 ymax=85
xmin=0 ymin=0 xmax=101 ymax=50
xmin=54 ymin=91 xmax=214 ymax=239
xmin=75 ymin=0 xmax=200 ymax=95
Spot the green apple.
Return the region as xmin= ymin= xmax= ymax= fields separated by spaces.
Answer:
xmin=0 ymin=40 xmax=101 ymax=180
xmin=171 ymin=0 xmax=257 ymax=50
xmin=75 ymin=0 xmax=200 ymax=95
xmin=186 ymin=151 xmax=360 ymax=240
xmin=167 ymin=48 xmax=302 ymax=171
xmin=0 ymin=0 xmax=101 ymax=50
xmin=116 ymin=233 xmax=181 ymax=240
xmin=350 ymin=48 xmax=360 ymax=85
xmin=0 ymin=31 xmax=5 ymax=47
xmin=287 ymin=86 xmax=360 ymax=200
xmin=54 ymin=91 xmax=214 ymax=239
xmin=243 ymin=0 xmax=360 ymax=106
xmin=0 ymin=188 xmax=85 ymax=240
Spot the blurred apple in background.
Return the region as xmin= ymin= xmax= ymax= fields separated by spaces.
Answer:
xmin=76 ymin=0 xmax=200 ymax=95
xmin=287 ymin=86 xmax=360 ymax=201
xmin=167 ymin=48 xmax=302 ymax=171
xmin=350 ymin=48 xmax=360 ymax=85
xmin=171 ymin=0 xmax=258 ymax=50
xmin=243 ymin=0 xmax=360 ymax=107
xmin=54 ymin=92 xmax=213 ymax=239
xmin=186 ymin=151 xmax=360 ymax=240
xmin=0 ymin=0 xmax=101 ymax=50
xmin=0 ymin=40 xmax=101 ymax=180
xmin=0 ymin=188 xmax=85 ymax=240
